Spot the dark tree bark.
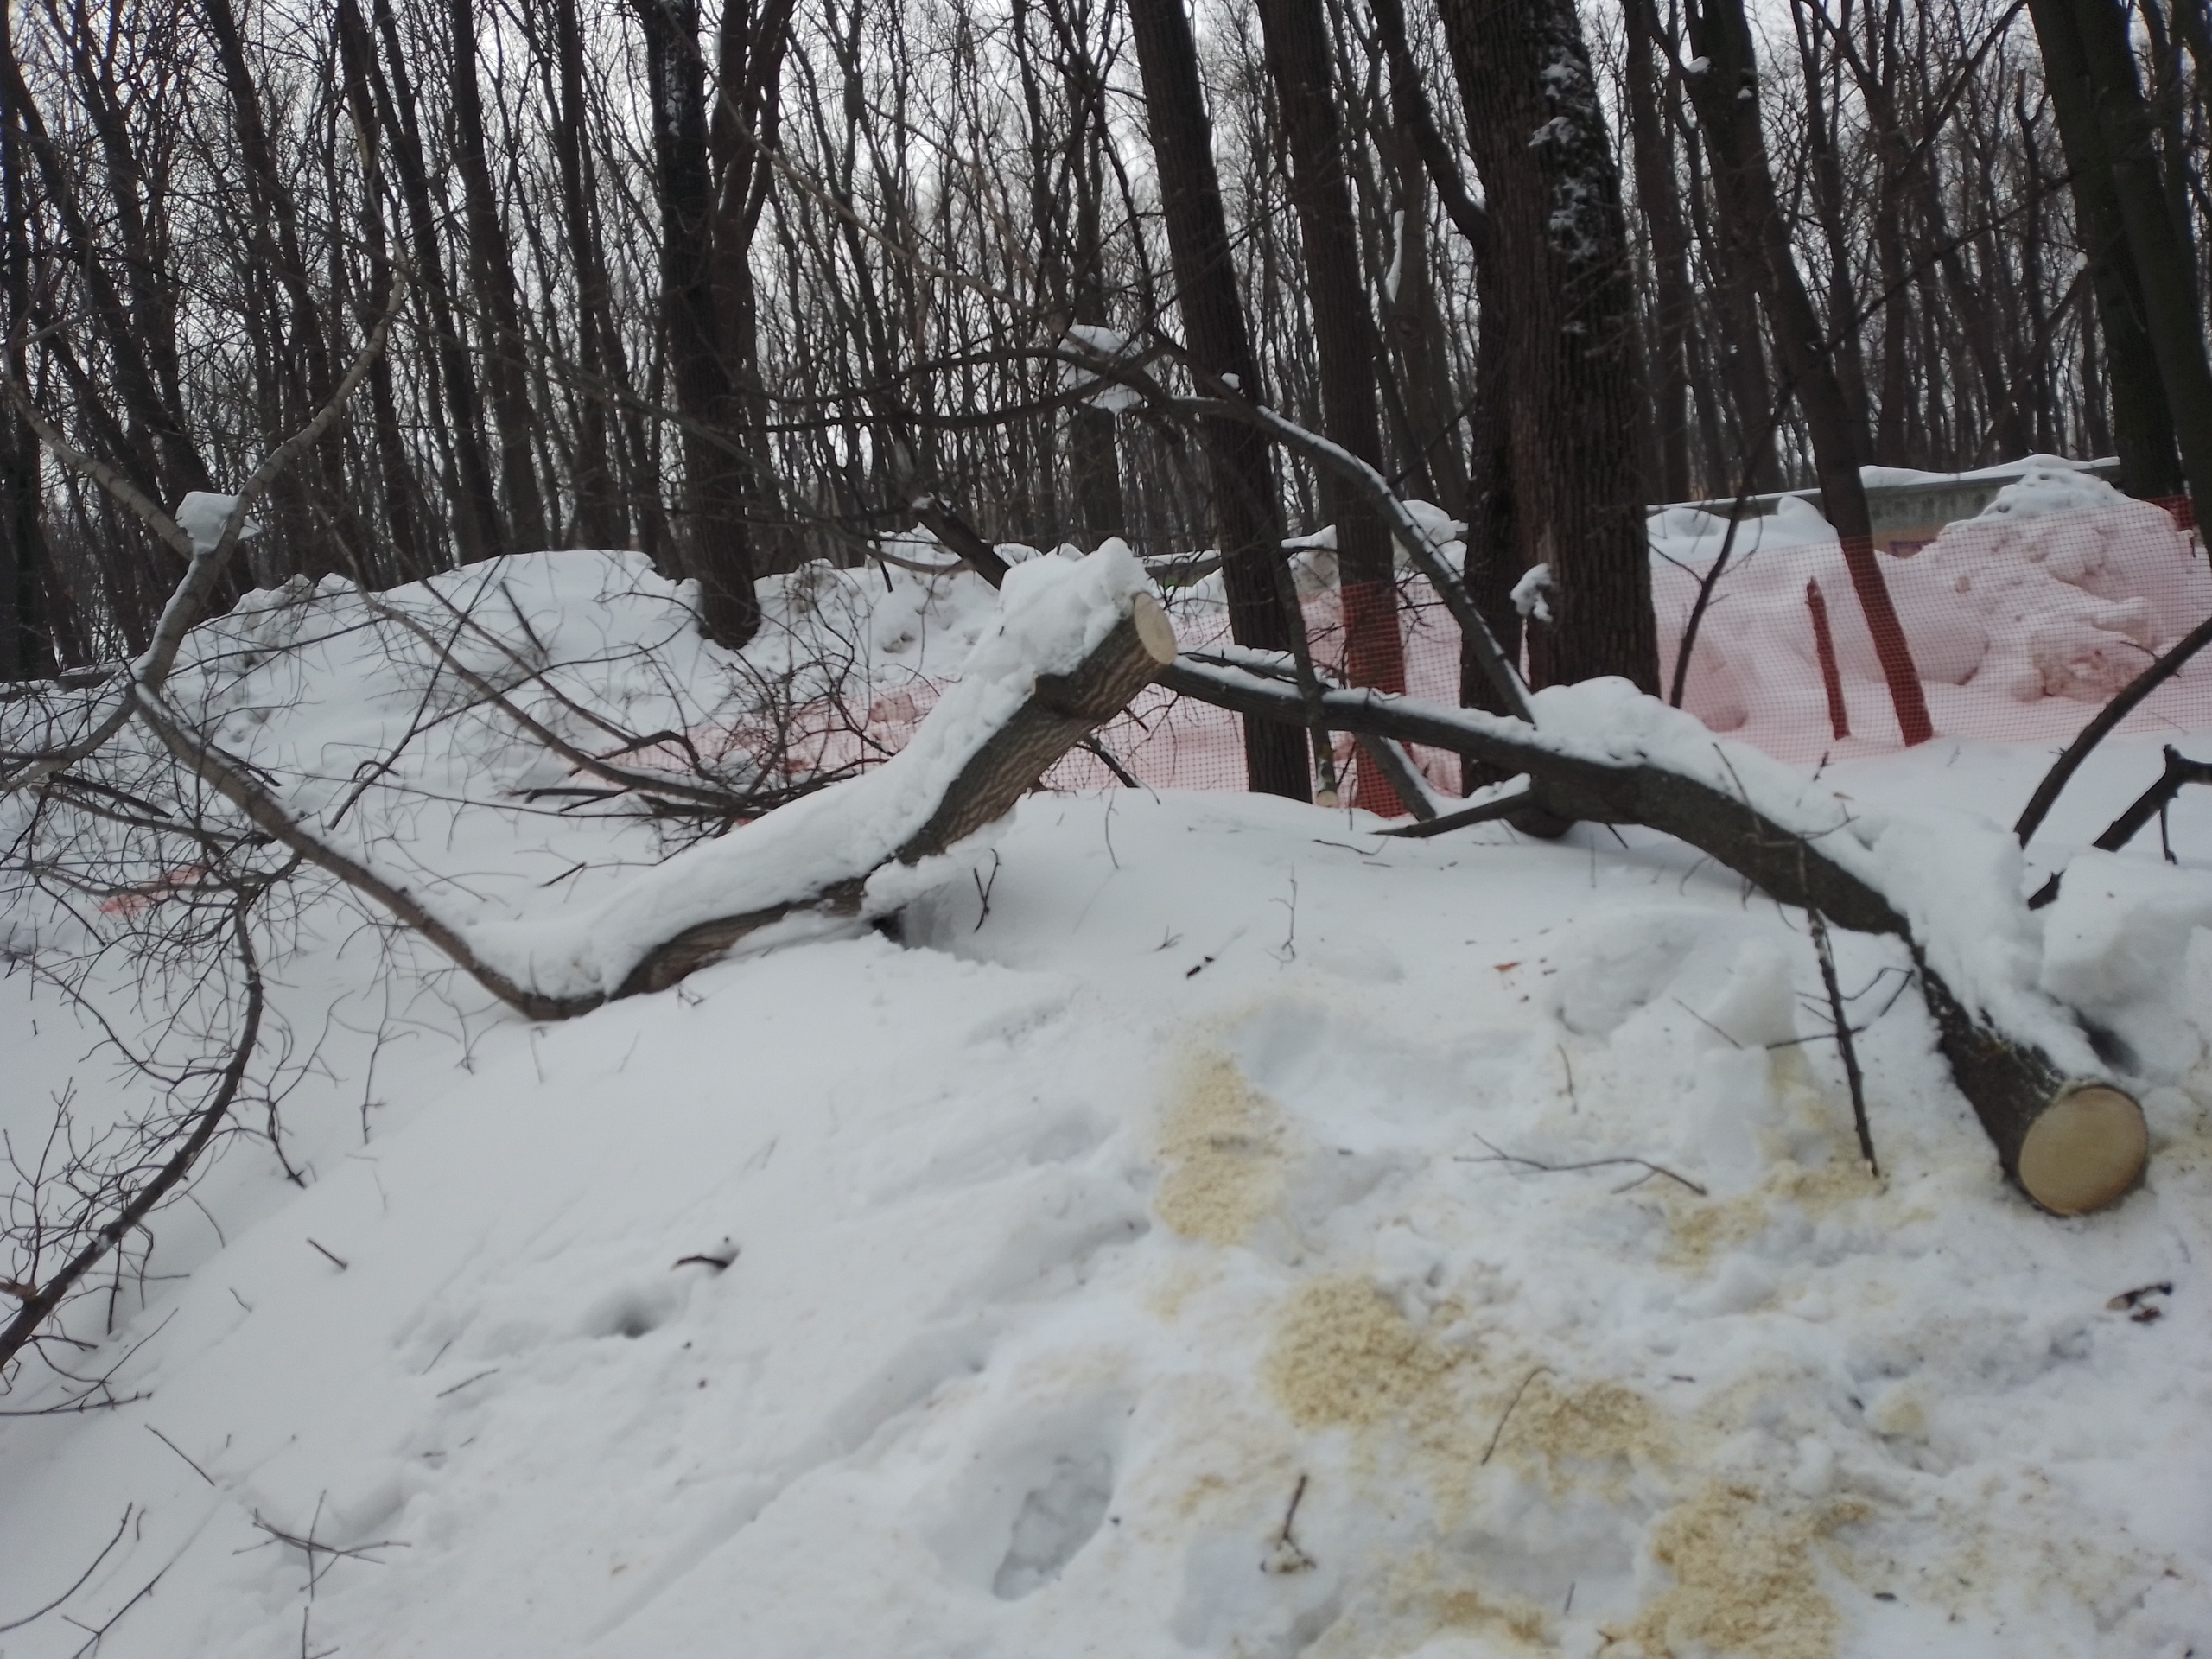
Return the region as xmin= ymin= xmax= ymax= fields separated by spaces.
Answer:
xmin=1440 ymin=0 xmax=1660 ymax=694
xmin=1257 ymin=0 xmax=1407 ymax=810
xmin=1379 ymin=126 xmax=1473 ymax=521
xmin=1459 ymin=258 xmax=1524 ymax=789
xmin=0 ymin=0 xmax=52 ymax=677
xmin=448 ymin=0 xmax=551 ymax=556
xmin=335 ymin=0 xmax=429 ymax=584
xmin=636 ymin=0 xmax=763 ymax=645
xmin=1127 ymin=0 xmax=1308 ymax=798
xmin=1789 ymin=0 xmax=1876 ymax=450
xmin=0 ymin=29 xmax=208 ymax=515
xmin=1031 ymin=0 xmax=1128 ymax=546
xmin=1367 ymin=0 xmax=1517 ymax=779
xmin=200 ymin=0 xmax=375 ymax=584
xmin=1681 ymin=0 xmax=1934 ymax=744
xmin=1065 ymin=182 xmax=1128 ymax=544
xmin=2029 ymin=0 xmax=2211 ymax=518
xmin=712 ymin=0 xmax=796 ymax=578
xmin=372 ymin=0 xmax=506 ymax=564
xmin=1685 ymin=123 xmax=1783 ymax=493
xmin=550 ymin=0 xmax=625 ymax=549
xmin=1624 ymin=0 xmax=1695 ymax=504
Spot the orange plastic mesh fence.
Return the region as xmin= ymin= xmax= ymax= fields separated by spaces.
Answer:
xmin=1642 ymin=493 xmax=2208 ymax=770
xmin=781 ymin=496 xmax=2211 ymax=811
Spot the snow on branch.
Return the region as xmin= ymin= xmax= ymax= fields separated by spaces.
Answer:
xmin=491 ymin=545 xmax=1175 ymax=1001
xmin=1164 ymin=660 xmax=2147 ymax=1214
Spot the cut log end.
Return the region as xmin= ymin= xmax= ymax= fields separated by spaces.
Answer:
xmin=1130 ymin=590 xmax=1179 ymax=667
xmin=2016 ymin=1084 xmax=2149 ymax=1217
xmin=1914 ymin=962 xmax=2150 ymax=1217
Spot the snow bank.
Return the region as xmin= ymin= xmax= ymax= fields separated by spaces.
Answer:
xmin=1652 ymin=474 xmax=2211 ymax=753
xmin=4 ymin=773 xmax=2207 ymax=1658
xmin=2040 ymin=849 xmax=2212 ymax=1077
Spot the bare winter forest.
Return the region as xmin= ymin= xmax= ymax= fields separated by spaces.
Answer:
xmin=3 ymin=0 xmax=2206 ymax=670
xmin=2 ymin=0 xmax=2210 ymax=1652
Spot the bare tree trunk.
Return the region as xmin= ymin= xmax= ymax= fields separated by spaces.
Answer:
xmin=1379 ymin=127 xmax=1473 ymax=520
xmin=448 ymin=0 xmax=550 ymax=556
xmin=0 ymin=0 xmax=51 ymax=677
xmin=1459 ymin=264 xmax=1524 ymax=789
xmin=372 ymin=0 xmax=505 ymax=565
xmin=636 ymin=0 xmax=762 ymax=645
xmin=1625 ymin=0 xmax=1695 ymax=505
xmin=1126 ymin=0 xmax=1308 ymax=798
xmin=200 ymin=0 xmax=372 ymax=585
xmin=335 ymin=0 xmax=429 ymax=584
xmin=626 ymin=594 xmax=1178 ymax=994
xmin=0 ymin=30 xmax=209 ymax=513
xmin=2031 ymin=0 xmax=2212 ymax=518
xmin=1440 ymin=0 xmax=1660 ymax=694
xmin=1683 ymin=0 xmax=1934 ymax=744
xmin=1166 ymin=659 xmax=2147 ymax=1215
xmin=1043 ymin=0 xmax=1128 ymax=546
xmin=712 ymin=0 xmax=797 ymax=581
xmin=1257 ymin=0 xmax=1407 ymax=810
xmin=550 ymin=0 xmax=624 ymax=550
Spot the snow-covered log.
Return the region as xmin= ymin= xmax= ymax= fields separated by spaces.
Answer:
xmin=1165 ymin=659 xmax=2148 ymax=1213
xmin=613 ymin=582 xmax=1177 ymax=996
xmin=468 ymin=547 xmax=1179 ymax=1007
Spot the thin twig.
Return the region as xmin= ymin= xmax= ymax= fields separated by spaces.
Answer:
xmin=0 ymin=1505 xmax=132 ymax=1634
xmin=1482 ymin=1367 xmax=1554 ymax=1465
xmin=1261 ymin=1472 xmax=1316 ymax=1573
xmin=145 ymin=1423 xmax=216 ymax=1486
xmin=1454 ymin=1133 xmax=1707 ymax=1196
xmin=304 ymin=1239 xmax=350 ymax=1273
xmin=0 ymin=899 xmax=266 ymax=1376
xmin=1808 ymin=907 xmax=1878 ymax=1176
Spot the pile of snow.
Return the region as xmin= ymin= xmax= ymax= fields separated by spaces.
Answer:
xmin=1647 ymin=493 xmax=1842 ymax=572
xmin=1650 ymin=472 xmax=2212 ymax=755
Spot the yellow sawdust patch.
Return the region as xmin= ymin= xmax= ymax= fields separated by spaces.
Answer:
xmin=1433 ymin=1584 xmax=1552 ymax=1649
xmin=1264 ymin=1274 xmax=1466 ymax=1430
xmin=1506 ymin=1374 xmax=1662 ymax=1468
xmin=1154 ymin=1052 xmax=1285 ymax=1246
xmin=1663 ymin=1158 xmax=1877 ymax=1269
xmin=1611 ymin=1483 xmax=1859 ymax=1659
xmin=1661 ymin=1051 xmax=1884 ymax=1268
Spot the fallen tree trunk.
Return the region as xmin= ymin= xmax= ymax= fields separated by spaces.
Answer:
xmin=618 ymin=590 xmax=1177 ymax=995
xmin=117 ymin=548 xmax=1175 ymax=1021
xmin=1914 ymin=968 xmax=2147 ymax=1217
xmin=1162 ymin=658 xmax=2147 ymax=1214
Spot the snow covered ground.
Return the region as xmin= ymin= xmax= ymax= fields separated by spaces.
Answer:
xmin=2 ymin=548 xmax=2209 ymax=1659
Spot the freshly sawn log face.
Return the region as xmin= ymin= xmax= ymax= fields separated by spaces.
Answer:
xmin=1161 ymin=660 xmax=2147 ymax=1213
xmin=618 ymin=594 xmax=1178 ymax=998
xmin=1916 ymin=966 xmax=2148 ymax=1216
xmin=895 ymin=595 xmax=1179 ymax=859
